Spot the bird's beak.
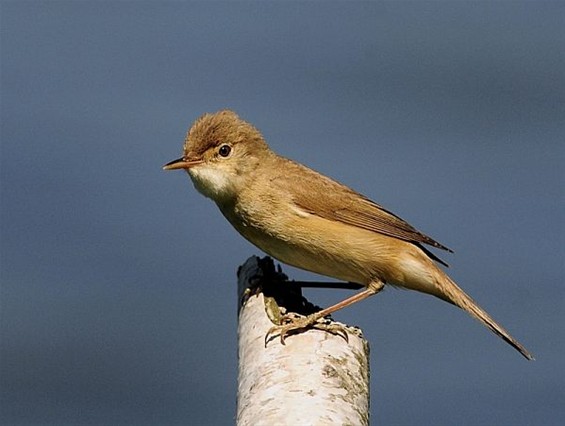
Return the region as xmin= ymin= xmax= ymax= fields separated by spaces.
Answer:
xmin=162 ymin=157 xmax=204 ymax=171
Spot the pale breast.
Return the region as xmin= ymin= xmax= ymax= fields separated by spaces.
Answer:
xmin=219 ymin=199 xmax=406 ymax=285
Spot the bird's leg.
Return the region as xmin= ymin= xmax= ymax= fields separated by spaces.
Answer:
xmin=266 ymin=280 xmax=384 ymax=345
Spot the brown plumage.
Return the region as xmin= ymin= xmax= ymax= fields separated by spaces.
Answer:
xmin=164 ymin=110 xmax=533 ymax=360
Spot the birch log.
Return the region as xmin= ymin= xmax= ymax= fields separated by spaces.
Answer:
xmin=236 ymin=256 xmax=370 ymax=426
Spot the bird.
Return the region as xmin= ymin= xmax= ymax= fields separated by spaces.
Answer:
xmin=164 ymin=109 xmax=533 ymax=360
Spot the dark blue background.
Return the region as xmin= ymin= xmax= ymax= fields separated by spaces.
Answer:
xmin=2 ymin=2 xmax=563 ymax=425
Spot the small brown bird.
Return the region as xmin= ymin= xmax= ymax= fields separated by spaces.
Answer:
xmin=164 ymin=110 xmax=533 ymax=360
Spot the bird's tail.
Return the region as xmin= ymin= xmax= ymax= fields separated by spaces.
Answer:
xmin=434 ymin=271 xmax=534 ymax=360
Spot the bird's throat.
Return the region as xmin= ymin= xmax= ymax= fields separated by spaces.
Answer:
xmin=188 ymin=166 xmax=235 ymax=202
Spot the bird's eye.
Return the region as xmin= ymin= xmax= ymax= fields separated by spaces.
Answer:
xmin=218 ymin=144 xmax=231 ymax=157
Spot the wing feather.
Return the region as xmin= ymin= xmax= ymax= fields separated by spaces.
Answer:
xmin=275 ymin=159 xmax=453 ymax=257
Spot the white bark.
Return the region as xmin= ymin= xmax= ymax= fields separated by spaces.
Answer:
xmin=236 ymin=256 xmax=370 ymax=426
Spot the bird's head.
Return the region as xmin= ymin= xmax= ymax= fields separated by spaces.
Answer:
xmin=164 ymin=110 xmax=272 ymax=202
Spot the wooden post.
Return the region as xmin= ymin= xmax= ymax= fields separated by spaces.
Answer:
xmin=236 ymin=256 xmax=370 ymax=426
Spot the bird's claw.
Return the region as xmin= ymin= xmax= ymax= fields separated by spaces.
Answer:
xmin=264 ymin=313 xmax=349 ymax=347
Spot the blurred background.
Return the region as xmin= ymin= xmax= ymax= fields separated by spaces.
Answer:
xmin=1 ymin=2 xmax=564 ymax=425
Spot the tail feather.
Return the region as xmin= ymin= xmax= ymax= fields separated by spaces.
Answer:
xmin=436 ymin=273 xmax=534 ymax=360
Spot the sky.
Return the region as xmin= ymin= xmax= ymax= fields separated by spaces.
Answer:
xmin=1 ymin=1 xmax=564 ymax=425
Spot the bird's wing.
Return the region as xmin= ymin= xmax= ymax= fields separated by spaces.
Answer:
xmin=278 ymin=159 xmax=452 ymax=254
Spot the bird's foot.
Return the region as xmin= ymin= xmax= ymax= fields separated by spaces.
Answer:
xmin=265 ymin=312 xmax=349 ymax=346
